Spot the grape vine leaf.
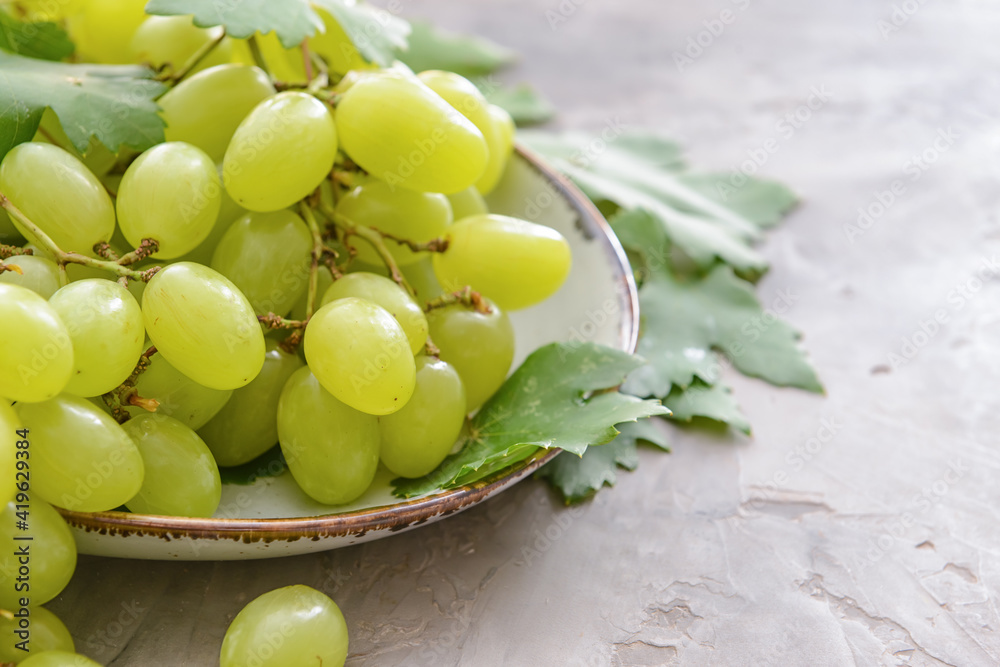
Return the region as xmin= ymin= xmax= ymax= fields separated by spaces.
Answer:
xmin=392 ymin=342 xmax=669 ymax=498
xmin=0 ymin=12 xmax=74 ymax=61
xmin=397 ymin=21 xmax=516 ymax=77
xmin=664 ymin=380 xmax=751 ymax=434
xmin=677 ymin=173 xmax=798 ymax=230
xmin=537 ymin=420 xmax=669 ymax=504
xmin=314 ymin=0 xmax=410 ymax=68
xmin=483 ymin=83 xmax=556 ymax=126
xmin=0 ymin=52 xmax=166 ymax=161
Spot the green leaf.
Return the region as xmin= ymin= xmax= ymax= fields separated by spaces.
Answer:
xmin=145 ymin=0 xmax=323 ymax=48
xmin=0 ymin=52 xmax=166 ymax=161
xmin=664 ymin=380 xmax=751 ymax=434
xmin=482 ymin=84 xmax=555 ymax=126
xmin=392 ymin=342 xmax=669 ymax=498
xmin=537 ymin=420 xmax=669 ymax=504
xmin=314 ymin=0 xmax=410 ymax=68
xmin=397 ymin=21 xmax=515 ymax=77
xmin=623 ymin=264 xmax=824 ymax=397
xmin=677 ymin=174 xmax=798 ymax=230
xmin=0 ymin=12 xmax=74 ymax=61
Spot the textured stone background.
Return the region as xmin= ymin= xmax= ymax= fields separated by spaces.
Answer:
xmin=56 ymin=0 xmax=1000 ymax=665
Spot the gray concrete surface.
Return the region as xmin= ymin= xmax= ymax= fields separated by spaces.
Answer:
xmin=54 ymin=1 xmax=1000 ymax=665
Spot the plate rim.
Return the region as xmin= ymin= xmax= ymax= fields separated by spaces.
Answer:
xmin=58 ymin=145 xmax=640 ymax=544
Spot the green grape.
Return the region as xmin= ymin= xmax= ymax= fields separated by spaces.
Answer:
xmin=0 ymin=498 xmax=77 ymax=609
xmin=304 ymin=298 xmax=415 ymax=416
xmin=479 ymin=104 xmax=516 ymax=194
xmin=447 ymin=186 xmax=489 ymax=221
xmin=335 ymin=180 xmax=452 ymax=266
xmin=106 ymin=355 xmax=233 ymax=430
xmin=401 ymin=258 xmax=444 ymax=301
xmin=0 ymin=284 xmax=73 ymax=403
xmin=0 ymin=402 xmax=19 ymax=507
xmin=379 ymin=356 xmax=466 ymax=478
xmin=0 ymin=254 xmax=61 ymax=298
xmin=48 ymin=280 xmax=145 ymax=398
xmin=230 ymin=33 xmax=305 ymax=83
xmin=289 ymin=267 xmax=334 ymax=322
xmin=433 ymin=214 xmax=572 ymax=311
xmin=0 ymin=606 xmax=74 ymax=663
xmin=311 ymin=7 xmax=372 ymax=74
xmin=198 ymin=339 xmax=302 ymax=467
xmin=211 ymin=210 xmax=312 ymax=317
xmin=0 ymin=143 xmax=115 ymax=256
xmin=220 ymin=585 xmax=348 ymax=667
xmin=158 ymin=65 xmax=276 ymax=163
xmin=15 ymin=395 xmax=144 ymax=512
xmin=335 ymin=72 xmax=488 ymax=194
xmin=322 ymin=272 xmax=428 ymax=355
xmin=277 ymin=367 xmax=379 ymax=504
xmin=122 ymin=414 xmax=221 ymax=517
xmin=142 ymin=262 xmax=266 ymax=391
xmin=66 ymin=0 xmax=147 ymax=64
xmin=116 ymin=142 xmax=222 ymax=259
xmin=426 ymin=298 xmax=514 ymax=411
xmin=177 ymin=175 xmax=248 ymax=265
xmin=19 ymin=652 xmax=101 ymax=667
xmin=131 ymin=15 xmax=232 ymax=74
xmin=0 ymin=207 xmax=24 ymax=244
xmin=223 ymin=92 xmax=338 ymax=212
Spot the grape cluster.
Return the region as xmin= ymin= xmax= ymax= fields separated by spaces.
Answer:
xmin=0 ymin=2 xmax=574 ymax=663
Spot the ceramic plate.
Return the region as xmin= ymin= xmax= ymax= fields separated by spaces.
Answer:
xmin=58 ymin=146 xmax=639 ymax=560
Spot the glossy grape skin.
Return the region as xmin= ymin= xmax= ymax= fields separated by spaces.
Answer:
xmin=177 ymin=177 xmax=248 ymax=266
xmin=116 ymin=142 xmax=222 ymax=259
xmin=0 ymin=254 xmax=61 ymax=298
xmin=130 ymin=15 xmax=232 ymax=74
xmin=67 ymin=0 xmax=147 ymax=64
xmin=211 ymin=210 xmax=312 ymax=317
xmin=478 ymin=104 xmax=516 ymax=194
xmin=433 ymin=214 xmax=572 ymax=311
xmin=220 ymin=585 xmax=349 ymax=667
xmin=322 ymin=272 xmax=429 ymax=355
xmin=0 ymin=606 xmax=74 ymax=663
xmin=335 ymin=180 xmax=452 ymax=266
xmin=0 ymin=284 xmax=73 ymax=403
xmin=48 ymin=280 xmax=145 ymax=397
xmin=0 ymin=143 xmax=115 ymax=255
xmin=142 ymin=262 xmax=266 ymax=391
xmin=0 ymin=498 xmax=77 ymax=609
xmin=401 ymin=258 xmax=444 ymax=302
xmin=19 ymin=652 xmax=101 ymax=667
xmin=277 ymin=367 xmax=380 ymax=505
xmin=198 ymin=340 xmax=303 ymax=467
xmin=335 ymin=72 xmax=488 ymax=194
xmin=447 ymin=186 xmax=489 ymax=221
xmin=223 ymin=92 xmax=338 ymax=212
xmin=0 ymin=403 xmax=19 ymax=508
xmin=426 ymin=299 xmax=514 ymax=411
xmin=122 ymin=414 xmax=221 ymax=518
xmin=380 ymin=356 xmax=466 ymax=478
xmin=15 ymin=395 xmax=144 ymax=512
xmin=304 ymin=298 xmax=416 ymax=416
xmin=159 ymin=65 xmax=276 ymax=163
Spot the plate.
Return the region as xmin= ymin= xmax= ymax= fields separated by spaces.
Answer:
xmin=58 ymin=146 xmax=639 ymax=560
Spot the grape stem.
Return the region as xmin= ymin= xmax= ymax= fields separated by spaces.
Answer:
xmin=102 ymin=346 xmax=159 ymax=424
xmin=246 ymin=35 xmax=271 ymax=76
xmin=299 ymin=203 xmax=328 ymax=321
xmin=0 ymin=194 xmax=159 ymax=282
xmin=160 ymin=31 xmax=227 ymax=85
xmin=378 ymin=230 xmax=449 ymax=254
xmin=0 ymin=244 xmax=32 ymax=259
xmin=425 ymin=286 xmax=493 ymax=315
xmin=0 ymin=261 xmax=23 ymax=276
xmin=257 ymin=313 xmax=307 ymax=330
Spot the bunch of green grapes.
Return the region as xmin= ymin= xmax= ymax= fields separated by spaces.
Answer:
xmin=0 ymin=3 xmax=576 ymax=663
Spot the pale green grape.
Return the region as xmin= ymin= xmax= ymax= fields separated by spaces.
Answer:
xmin=0 ymin=254 xmax=60 ymax=298
xmin=335 ymin=180 xmax=452 ymax=266
xmin=0 ymin=284 xmax=73 ymax=403
xmin=198 ymin=339 xmax=302 ymax=467
xmin=177 ymin=175 xmax=248 ymax=266
xmin=66 ymin=0 xmax=147 ymax=64
xmin=335 ymin=72 xmax=488 ymax=194
xmin=401 ymin=258 xmax=444 ymax=301
xmin=48 ymin=280 xmax=145 ymax=397
xmin=142 ymin=262 xmax=266 ymax=390
xmin=322 ymin=272 xmax=428 ymax=355
xmin=15 ymin=395 xmax=144 ymax=512
xmin=220 ymin=585 xmax=349 ymax=667
xmin=304 ymin=298 xmax=415 ymax=416
xmin=0 ymin=208 xmax=23 ymax=243
xmin=0 ymin=606 xmax=74 ymax=663
xmin=0 ymin=402 xmax=19 ymax=508
xmin=447 ymin=186 xmax=489 ymax=221
xmin=158 ymin=64 xmax=276 ymax=162
xmin=116 ymin=142 xmax=222 ymax=259
xmin=481 ymin=103 xmax=516 ymax=193
xmin=0 ymin=498 xmax=76 ymax=609
xmin=289 ymin=266 xmax=334 ymax=322
xmin=311 ymin=7 xmax=373 ymax=75
xmin=230 ymin=33 xmax=306 ymax=83
xmin=433 ymin=214 xmax=572 ymax=311
xmin=379 ymin=356 xmax=466 ymax=478
xmin=0 ymin=143 xmax=115 ymax=255
xmin=19 ymin=652 xmax=101 ymax=667
xmin=223 ymin=92 xmax=338 ymax=212
xmin=122 ymin=414 xmax=221 ymax=517
xmin=211 ymin=210 xmax=312 ymax=316
xmin=277 ymin=367 xmax=379 ymax=504
xmin=131 ymin=15 xmax=232 ymax=74
xmin=426 ymin=298 xmax=514 ymax=411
